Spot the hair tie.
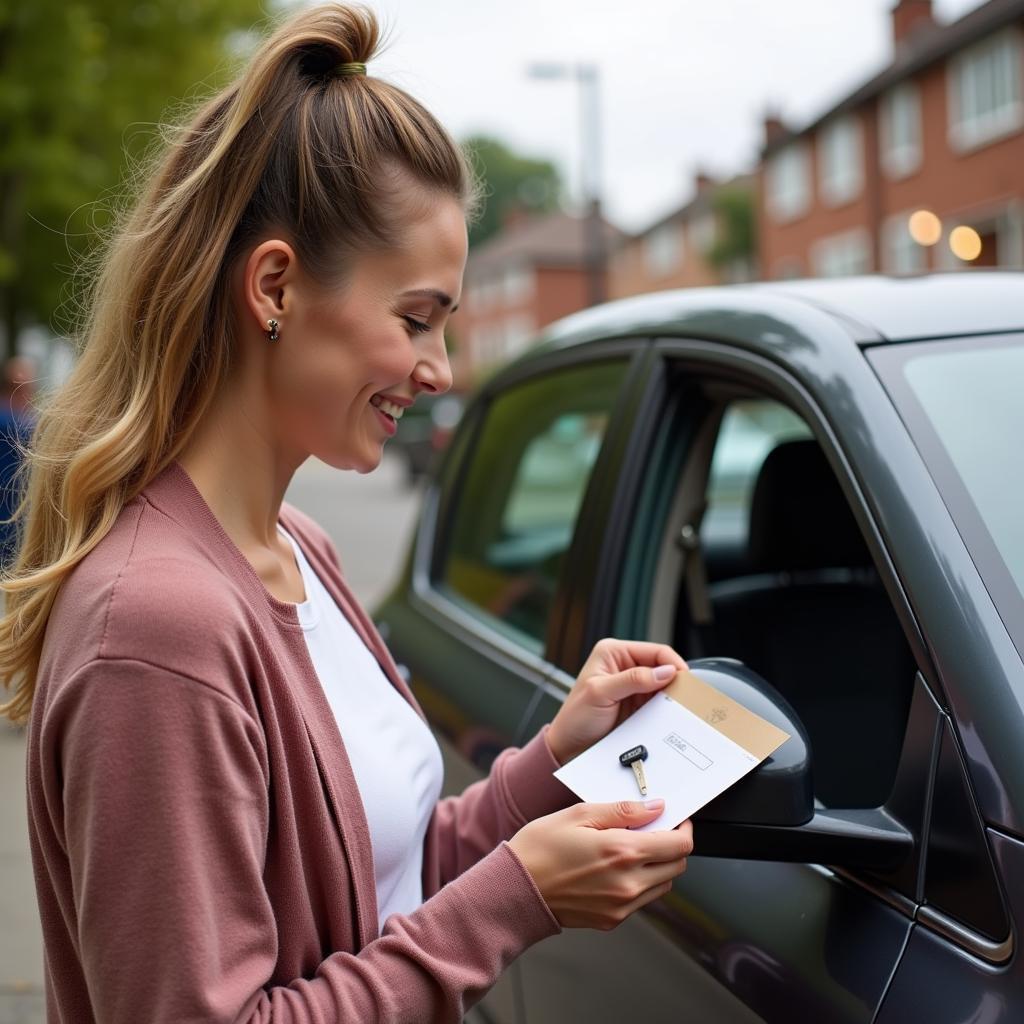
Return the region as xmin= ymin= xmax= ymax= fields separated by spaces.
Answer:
xmin=333 ymin=61 xmax=367 ymax=77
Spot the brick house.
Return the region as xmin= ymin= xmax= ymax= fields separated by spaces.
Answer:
xmin=447 ymin=208 xmax=623 ymax=387
xmin=759 ymin=0 xmax=1024 ymax=279
xmin=608 ymin=169 xmax=758 ymax=299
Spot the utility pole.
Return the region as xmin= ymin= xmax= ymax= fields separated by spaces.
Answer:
xmin=527 ymin=61 xmax=606 ymax=306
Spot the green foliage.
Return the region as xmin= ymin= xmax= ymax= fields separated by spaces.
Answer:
xmin=462 ymin=134 xmax=563 ymax=250
xmin=0 ymin=0 xmax=275 ymax=355
xmin=707 ymin=184 xmax=756 ymax=269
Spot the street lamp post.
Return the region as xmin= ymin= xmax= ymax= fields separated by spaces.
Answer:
xmin=527 ymin=61 xmax=606 ymax=307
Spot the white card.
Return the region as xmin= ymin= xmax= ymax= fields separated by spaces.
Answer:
xmin=552 ymin=671 xmax=788 ymax=832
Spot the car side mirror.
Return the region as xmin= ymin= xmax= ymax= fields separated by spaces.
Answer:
xmin=687 ymin=659 xmax=913 ymax=871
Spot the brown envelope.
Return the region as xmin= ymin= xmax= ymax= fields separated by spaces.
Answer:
xmin=661 ymin=667 xmax=790 ymax=761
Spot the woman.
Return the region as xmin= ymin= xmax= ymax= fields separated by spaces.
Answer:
xmin=0 ymin=4 xmax=694 ymax=1021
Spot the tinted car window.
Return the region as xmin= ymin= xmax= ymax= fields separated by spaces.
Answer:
xmin=870 ymin=335 xmax=1024 ymax=659
xmin=634 ymin=380 xmax=916 ymax=808
xmin=438 ymin=361 xmax=625 ymax=651
xmin=703 ymin=399 xmax=812 ymax=550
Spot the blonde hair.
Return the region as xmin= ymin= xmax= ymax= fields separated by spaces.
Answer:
xmin=0 ymin=2 xmax=482 ymax=725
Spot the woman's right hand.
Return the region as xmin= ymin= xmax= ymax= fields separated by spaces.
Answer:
xmin=507 ymin=799 xmax=693 ymax=931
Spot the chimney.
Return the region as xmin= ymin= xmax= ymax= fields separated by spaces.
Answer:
xmin=763 ymin=109 xmax=789 ymax=148
xmin=891 ymin=0 xmax=936 ymax=51
xmin=694 ymin=167 xmax=715 ymax=194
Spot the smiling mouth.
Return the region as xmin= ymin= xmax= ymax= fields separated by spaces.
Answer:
xmin=370 ymin=395 xmax=405 ymax=421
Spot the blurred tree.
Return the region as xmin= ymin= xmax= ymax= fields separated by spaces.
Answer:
xmin=462 ymin=135 xmax=563 ymax=249
xmin=707 ymin=184 xmax=756 ymax=276
xmin=0 ymin=0 xmax=273 ymax=359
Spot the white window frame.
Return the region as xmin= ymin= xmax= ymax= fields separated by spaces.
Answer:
xmin=773 ymin=257 xmax=804 ymax=280
xmin=643 ymin=222 xmax=683 ymax=278
xmin=765 ymin=142 xmax=811 ymax=223
xmin=810 ymin=227 xmax=873 ymax=278
xmin=818 ymin=115 xmax=863 ymax=206
xmin=501 ymin=314 xmax=535 ymax=359
xmin=933 ymin=201 xmax=1024 ymax=269
xmin=947 ymin=26 xmax=1024 ymax=152
xmin=882 ymin=212 xmax=929 ymax=274
xmin=502 ymin=264 xmax=534 ymax=305
xmin=689 ymin=211 xmax=717 ymax=254
xmin=880 ymin=82 xmax=923 ymax=179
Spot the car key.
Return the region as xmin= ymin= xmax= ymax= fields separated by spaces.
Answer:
xmin=619 ymin=744 xmax=649 ymax=796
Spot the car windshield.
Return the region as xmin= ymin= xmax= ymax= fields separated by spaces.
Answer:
xmin=871 ymin=333 xmax=1024 ymax=655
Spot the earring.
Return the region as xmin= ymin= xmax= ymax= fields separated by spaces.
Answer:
xmin=267 ymin=318 xmax=280 ymax=342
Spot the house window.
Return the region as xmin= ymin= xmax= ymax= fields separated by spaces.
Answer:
xmin=643 ymin=222 xmax=683 ymax=277
xmin=819 ymin=115 xmax=863 ymax=206
xmin=501 ymin=315 xmax=535 ymax=359
xmin=689 ymin=212 xmax=717 ymax=255
xmin=883 ymin=214 xmax=928 ymax=274
xmin=948 ymin=27 xmax=1024 ymax=151
xmin=766 ymin=142 xmax=810 ymax=223
xmin=774 ymin=258 xmax=804 ymax=280
xmin=472 ymin=278 xmax=501 ymax=312
xmin=881 ymin=83 xmax=922 ymax=179
xmin=503 ymin=265 xmax=534 ymax=305
xmin=811 ymin=228 xmax=872 ymax=277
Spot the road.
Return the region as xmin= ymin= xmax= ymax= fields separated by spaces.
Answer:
xmin=0 ymin=451 xmax=425 ymax=1024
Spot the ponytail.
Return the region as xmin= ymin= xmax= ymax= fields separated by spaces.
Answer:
xmin=0 ymin=2 xmax=482 ymax=724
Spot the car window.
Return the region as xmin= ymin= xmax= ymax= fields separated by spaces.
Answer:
xmin=703 ymin=400 xmax=813 ymax=551
xmin=869 ymin=334 xmax=1024 ymax=660
xmin=633 ymin=380 xmax=917 ymax=811
xmin=438 ymin=360 xmax=626 ymax=653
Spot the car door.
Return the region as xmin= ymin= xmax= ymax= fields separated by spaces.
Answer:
xmin=517 ymin=341 xmax=938 ymax=1023
xmin=375 ymin=342 xmax=648 ymax=1024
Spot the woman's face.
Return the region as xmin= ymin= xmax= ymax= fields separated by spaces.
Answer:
xmin=252 ymin=194 xmax=468 ymax=473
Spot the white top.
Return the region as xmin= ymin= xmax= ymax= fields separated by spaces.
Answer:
xmin=277 ymin=522 xmax=444 ymax=933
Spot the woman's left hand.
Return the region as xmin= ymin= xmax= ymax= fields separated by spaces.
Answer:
xmin=545 ymin=638 xmax=688 ymax=767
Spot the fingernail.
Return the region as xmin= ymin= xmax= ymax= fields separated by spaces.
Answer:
xmin=644 ymin=799 xmax=665 ymax=809
xmin=653 ymin=665 xmax=676 ymax=681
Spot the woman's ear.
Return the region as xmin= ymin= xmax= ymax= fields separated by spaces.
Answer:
xmin=242 ymin=238 xmax=298 ymax=335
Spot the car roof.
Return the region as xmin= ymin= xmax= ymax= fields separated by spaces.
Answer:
xmin=531 ymin=270 xmax=1024 ymax=355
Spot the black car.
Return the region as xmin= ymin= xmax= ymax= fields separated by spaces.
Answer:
xmin=374 ymin=271 xmax=1024 ymax=1023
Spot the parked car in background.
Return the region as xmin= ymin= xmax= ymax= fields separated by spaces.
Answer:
xmin=374 ymin=271 xmax=1024 ymax=1023
xmin=390 ymin=392 xmax=464 ymax=486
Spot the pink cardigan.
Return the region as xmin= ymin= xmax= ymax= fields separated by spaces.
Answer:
xmin=26 ymin=459 xmax=579 ymax=1022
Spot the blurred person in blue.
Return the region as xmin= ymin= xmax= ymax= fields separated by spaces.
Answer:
xmin=0 ymin=356 xmax=37 ymax=569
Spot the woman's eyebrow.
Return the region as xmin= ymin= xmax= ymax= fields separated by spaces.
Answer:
xmin=400 ymin=288 xmax=459 ymax=314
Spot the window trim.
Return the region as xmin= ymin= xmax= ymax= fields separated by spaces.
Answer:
xmin=880 ymin=81 xmax=923 ymax=180
xmin=766 ymin=141 xmax=812 ymax=224
xmin=947 ymin=26 xmax=1024 ymax=154
xmin=810 ymin=226 xmax=873 ymax=278
xmin=643 ymin=221 xmax=684 ymax=278
xmin=882 ymin=210 xmax=929 ymax=274
xmin=818 ymin=114 xmax=864 ymax=207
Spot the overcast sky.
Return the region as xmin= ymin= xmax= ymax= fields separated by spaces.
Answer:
xmin=353 ymin=0 xmax=983 ymax=233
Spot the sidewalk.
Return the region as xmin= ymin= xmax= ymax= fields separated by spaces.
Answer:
xmin=0 ymin=719 xmax=44 ymax=1024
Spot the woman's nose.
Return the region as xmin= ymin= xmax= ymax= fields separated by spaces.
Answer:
xmin=414 ymin=338 xmax=453 ymax=395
